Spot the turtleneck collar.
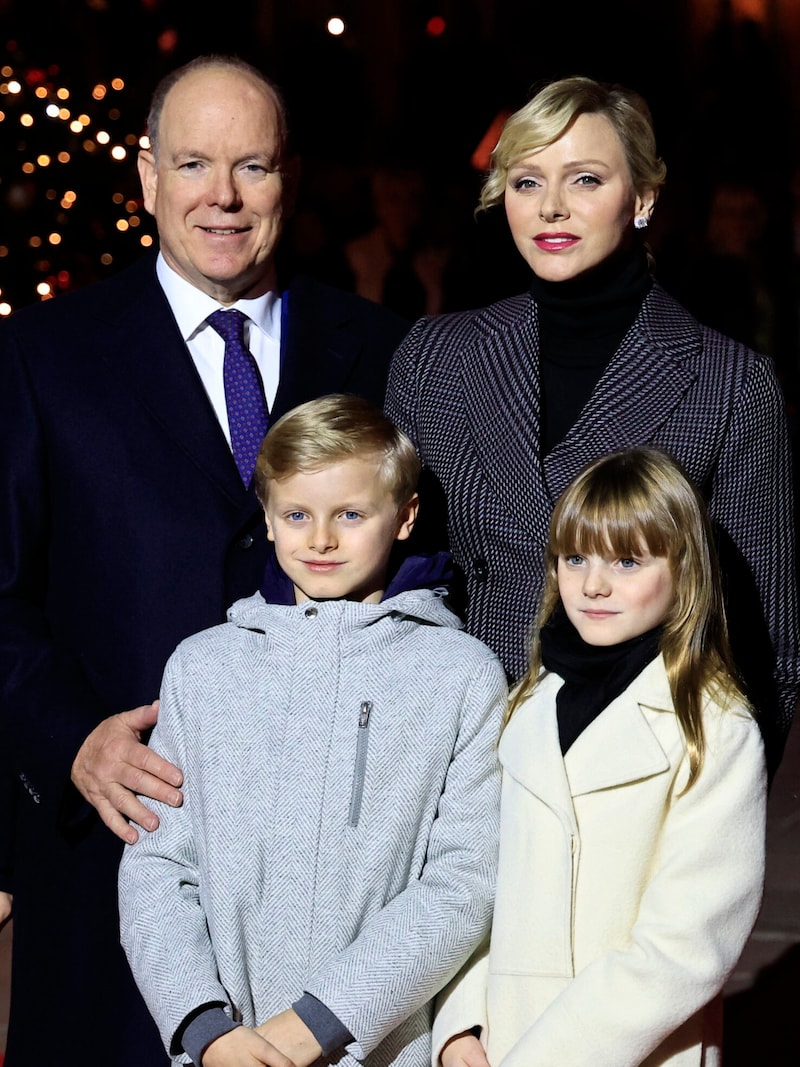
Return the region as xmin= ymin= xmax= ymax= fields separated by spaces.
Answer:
xmin=529 ymin=243 xmax=652 ymax=327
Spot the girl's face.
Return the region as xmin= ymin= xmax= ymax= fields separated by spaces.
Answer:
xmin=504 ymin=111 xmax=653 ymax=283
xmin=557 ymin=546 xmax=673 ymax=646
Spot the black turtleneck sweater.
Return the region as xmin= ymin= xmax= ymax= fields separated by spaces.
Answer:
xmin=531 ymin=245 xmax=653 ymax=454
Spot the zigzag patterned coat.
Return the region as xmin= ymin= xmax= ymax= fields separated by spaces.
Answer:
xmin=385 ymin=282 xmax=799 ymax=768
xmin=118 ymin=589 xmax=507 ymax=1065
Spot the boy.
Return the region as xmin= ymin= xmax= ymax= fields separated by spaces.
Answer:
xmin=118 ymin=394 xmax=507 ymax=1067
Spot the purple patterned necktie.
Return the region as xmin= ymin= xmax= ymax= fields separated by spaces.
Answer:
xmin=207 ymin=309 xmax=269 ymax=486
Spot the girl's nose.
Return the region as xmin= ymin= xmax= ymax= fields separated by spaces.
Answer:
xmin=582 ymin=565 xmax=611 ymax=597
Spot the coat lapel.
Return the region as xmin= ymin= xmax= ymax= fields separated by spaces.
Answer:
xmin=98 ymin=259 xmax=256 ymax=509
xmin=460 ymin=295 xmax=550 ymax=533
xmin=500 ymin=657 xmax=675 ymax=812
xmin=500 ymin=673 xmax=576 ymax=828
xmin=272 ymin=277 xmax=366 ymax=420
xmin=543 ymin=284 xmax=702 ymax=501
xmin=565 ymin=655 xmax=674 ymax=796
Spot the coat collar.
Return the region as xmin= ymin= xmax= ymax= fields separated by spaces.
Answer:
xmin=500 ymin=655 xmax=674 ymax=820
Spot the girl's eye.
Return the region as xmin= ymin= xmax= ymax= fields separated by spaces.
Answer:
xmin=618 ymin=558 xmax=639 ymax=569
xmin=565 ymin=554 xmax=584 ymax=566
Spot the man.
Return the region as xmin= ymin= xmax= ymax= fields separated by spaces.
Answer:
xmin=0 ymin=54 xmax=409 ymax=1067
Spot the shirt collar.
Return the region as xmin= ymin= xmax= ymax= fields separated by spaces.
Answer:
xmin=156 ymin=252 xmax=282 ymax=342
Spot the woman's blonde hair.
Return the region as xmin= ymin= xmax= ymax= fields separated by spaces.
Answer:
xmin=507 ymin=447 xmax=748 ymax=789
xmin=479 ymin=75 xmax=667 ymax=212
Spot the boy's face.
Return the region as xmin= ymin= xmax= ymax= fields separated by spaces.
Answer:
xmin=264 ymin=456 xmax=418 ymax=605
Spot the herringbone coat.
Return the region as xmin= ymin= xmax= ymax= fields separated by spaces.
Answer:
xmin=385 ymin=282 xmax=799 ymax=770
xmin=119 ymin=589 xmax=507 ymax=1065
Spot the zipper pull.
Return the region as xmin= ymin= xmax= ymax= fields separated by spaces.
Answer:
xmin=359 ymin=701 xmax=373 ymax=727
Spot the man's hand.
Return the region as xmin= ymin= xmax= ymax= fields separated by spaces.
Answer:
xmin=202 ymin=1026 xmax=298 ymax=1067
xmin=256 ymin=1009 xmax=323 ymax=1067
xmin=440 ymin=1031 xmax=491 ymax=1067
xmin=0 ymin=890 xmax=12 ymax=931
xmin=71 ymin=700 xmax=183 ymax=844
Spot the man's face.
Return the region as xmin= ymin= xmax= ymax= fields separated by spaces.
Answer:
xmin=138 ymin=67 xmax=287 ymax=304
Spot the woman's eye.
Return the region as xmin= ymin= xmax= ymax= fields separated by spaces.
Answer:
xmin=575 ymin=173 xmax=602 ymax=186
xmin=512 ymin=176 xmax=539 ymax=191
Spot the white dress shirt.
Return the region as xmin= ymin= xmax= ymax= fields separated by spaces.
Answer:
xmin=156 ymin=253 xmax=282 ymax=447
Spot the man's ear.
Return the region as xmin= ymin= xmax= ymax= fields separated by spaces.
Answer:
xmin=395 ymin=493 xmax=420 ymax=541
xmin=137 ymin=149 xmax=157 ymax=217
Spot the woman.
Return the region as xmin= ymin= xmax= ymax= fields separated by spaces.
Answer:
xmin=385 ymin=75 xmax=799 ymax=776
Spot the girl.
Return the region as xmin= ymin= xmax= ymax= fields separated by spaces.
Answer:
xmin=433 ymin=447 xmax=767 ymax=1067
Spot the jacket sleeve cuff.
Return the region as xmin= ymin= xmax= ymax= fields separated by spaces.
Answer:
xmin=180 ymin=1005 xmax=241 ymax=1066
xmin=292 ymin=992 xmax=353 ymax=1055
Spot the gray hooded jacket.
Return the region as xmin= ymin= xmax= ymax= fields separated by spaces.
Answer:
xmin=119 ymin=588 xmax=507 ymax=1065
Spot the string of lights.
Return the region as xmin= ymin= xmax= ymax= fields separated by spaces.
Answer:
xmin=0 ymin=56 xmax=157 ymax=316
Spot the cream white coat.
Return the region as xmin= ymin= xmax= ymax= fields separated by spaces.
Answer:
xmin=433 ymin=656 xmax=767 ymax=1066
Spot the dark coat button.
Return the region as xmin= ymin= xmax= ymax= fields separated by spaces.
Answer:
xmin=473 ymin=558 xmax=488 ymax=582
xmin=238 ymin=534 xmax=254 ymax=550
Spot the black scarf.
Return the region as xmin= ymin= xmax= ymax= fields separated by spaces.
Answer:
xmin=540 ymin=607 xmax=663 ymax=754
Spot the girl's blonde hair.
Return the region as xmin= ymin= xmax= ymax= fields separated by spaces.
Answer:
xmin=507 ymin=447 xmax=748 ymax=789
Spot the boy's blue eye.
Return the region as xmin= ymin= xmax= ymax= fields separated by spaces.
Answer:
xmin=343 ymin=510 xmax=361 ymax=521
xmin=288 ymin=511 xmax=306 ymax=521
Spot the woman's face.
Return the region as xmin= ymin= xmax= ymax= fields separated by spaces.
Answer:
xmin=504 ymin=111 xmax=652 ymax=283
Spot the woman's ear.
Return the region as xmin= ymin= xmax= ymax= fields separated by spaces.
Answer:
xmin=634 ymin=188 xmax=658 ymax=226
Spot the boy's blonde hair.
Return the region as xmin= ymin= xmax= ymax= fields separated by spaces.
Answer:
xmin=508 ymin=446 xmax=748 ymax=789
xmin=254 ymin=393 xmax=420 ymax=507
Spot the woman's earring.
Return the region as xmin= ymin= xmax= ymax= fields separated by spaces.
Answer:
xmin=634 ymin=216 xmax=649 ymax=230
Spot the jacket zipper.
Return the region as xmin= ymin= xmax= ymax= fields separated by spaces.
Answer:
xmin=348 ymin=701 xmax=373 ymax=827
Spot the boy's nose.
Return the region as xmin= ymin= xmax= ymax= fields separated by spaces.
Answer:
xmin=308 ymin=522 xmax=336 ymax=552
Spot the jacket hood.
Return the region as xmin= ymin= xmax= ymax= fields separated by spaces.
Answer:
xmin=227 ymin=583 xmax=464 ymax=634
xmin=259 ymin=546 xmax=455 ymax=606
